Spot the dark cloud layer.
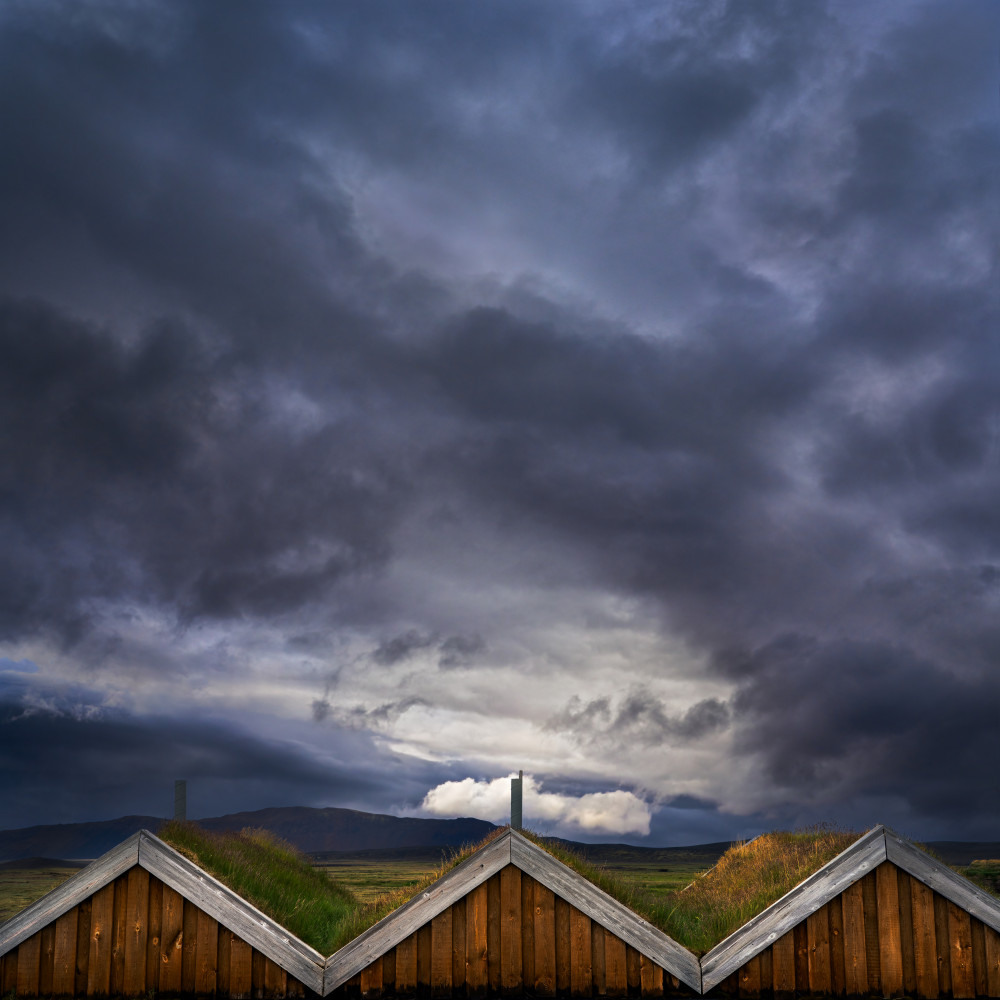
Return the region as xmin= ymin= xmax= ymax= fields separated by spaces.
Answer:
xmin=0 ymin=1 xmax=997 ymax=838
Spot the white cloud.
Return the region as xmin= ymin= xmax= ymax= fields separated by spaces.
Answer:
xmin=420 ymin=773 xmax=652 ymax=836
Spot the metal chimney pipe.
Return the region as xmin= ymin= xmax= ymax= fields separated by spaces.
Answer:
xmin=511 ymin=770 xmax=523 ymax=831
xmin=174 ymin=779 xmax=187 ymax=821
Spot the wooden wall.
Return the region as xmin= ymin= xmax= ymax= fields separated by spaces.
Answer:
xmin=0 ymin=866 xmax=310 ymax=998
xmin=718 ymin=861 xmax=1000 ymax=998
xmin=332 ymin=867 xmax=689 ymax=999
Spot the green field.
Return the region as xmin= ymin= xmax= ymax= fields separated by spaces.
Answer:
xmin=0 ymin=864 xmax=81 ymax=924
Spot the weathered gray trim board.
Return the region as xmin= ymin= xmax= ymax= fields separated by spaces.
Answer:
xmin=700 ymin=825 xmax=888 ymax=992
xmin=886 ymin=830 xmax=1000 ymax=936
xmin=322 ymin=830 xmax=512 ymax=993
xmin=0 ymin=831 xmax=140 ymax=957
xmin=139 ymin=831 xmax=326 ymax=993
xmin=510 ymin=832 xmax=702 ymax=993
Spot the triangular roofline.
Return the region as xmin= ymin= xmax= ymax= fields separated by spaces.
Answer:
xmin=701 ymin=825 xmax=1000 ymax=993
xmin=4 ymin=824 xmax=998 ymax=996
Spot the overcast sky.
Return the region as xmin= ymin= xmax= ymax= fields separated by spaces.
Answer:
xmin=1 ymin=1 xmax=998 ymax=844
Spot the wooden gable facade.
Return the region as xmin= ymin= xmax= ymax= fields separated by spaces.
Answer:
xmin=3 ymin=825 xmax=1000 ymax=998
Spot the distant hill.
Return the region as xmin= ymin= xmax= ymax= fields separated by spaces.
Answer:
xmin=0 ymin=807 xmax=497 ymax=862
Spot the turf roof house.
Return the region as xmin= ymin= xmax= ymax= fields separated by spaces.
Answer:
xmin=1 ymin=827 xmax=999 ymax=999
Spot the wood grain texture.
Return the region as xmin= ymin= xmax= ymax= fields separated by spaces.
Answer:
xmin=500 ymin=864 xmax=522 ymax=993
xmin=159 ymin=882 xmax=184 ymax=994
xmin=265 ymin=955 xmax=288 ymax=998
xmin=829 ymin=890 xmax=846 ymax=996
xmin=534 ymin=880 xmax=557 ymax=997
xmin=570 ymin=906 xmax=592 ymax=998
xmin=625 ymin=944 xmax=641 ymax=996
xmin=39 ymin=923 xmax=54 ymax=997
xmin=640 ymin=954 xmax=663 ymax=998
xmin=430 ymin=906 xmax=453 ymax=996
xmin=124 ymin=865 xmax=149 ymax=996
xmin=109 ymin=875 xmax=127 ymax=996
xmin=771 ymin=930 xmax=795 ymax=995
xmin=382 ymin=945 xmax=396 ymax=992
xmin=196 ymin=908 xmax=219 ymax=994
xmin=897 ymin=868 xmax=916 ymax=995
xmin=556 ymin=895 xmax=571 ymax=996
xmin=467 ymin=882 xmax=489 ymax=997
xmin=139 ymin=830 xmax=325 ymax=993
xmin=933 ymin=893 xmax=951 ymax=998
xmin=417 ymin=922 xmax=432 ymax=991
xmin=181 ymin=897 xmax=198 ymax=994
xmin=511 ymin=834 xmax=700 ymax=993
xmin=605 ymin=929 xmax=627 ymax=997
xmin=948 ymin=901 xmax=975 ymax=999
xmin=487 ymin=871 xmax=501 ymax=995
xmin=87 ymin=881 xmax=115 ymax=996
xmin=2 ymin=949 xmax=18 ymax=995
xmin=591 ymin=921 xmax=605 ymax=997
xmin=971 ymin=917 xmax=988 ymax=998
xmin=231 ymin=933 xmax=253 ymax=999
xmin=52 ymin=906 xmax=78 ymax=995
xmin=876 ymin=862 xmax=903 ymax=998
xmin=806 ymin=903 xmax=831 ymax=994
xmin=910 ymin=875 xmax=938 ymax=999
xmin=700 ymin=826 xmax=886 ymax=993
xmin=324 ymin=831 xmax=510 ymax=993
xmin=841 ymin=880 xmax=867 ymax=995
xmin=74 ymin=897 xmax=91 ymax=996
xmin=523 ymin=872 xmax=536 ymax=992
xmin=984 ymin=923 xmax=1000 ymax=998
xmin=394 ymin=933 xmax=417 ymax=994
xmin=861 ymin=870 xmax=881 ymax=995
xmin=146 ymin=874 xmax=162 ymax=993
xmin=792 ymin=923 xmax=807 ymax=993
xmin=17 ymin=931 xmax=41 ymax=997
xmin=218 ymin=926 xmax=232 ymax=998
xmin=359 ymin=955 xmax=382 ymax=998
xmin=252 ymin=946 xmax=267 ymax=999
xmin=451 ymin=896 xmax=466 ymax=992
xmin=758 ymin=946 xmax=771 ymax=999
xmin=886 ymin=832 xmax=1000 ymax=935
xmin=738 ymin=952 xmax=760 ymax=996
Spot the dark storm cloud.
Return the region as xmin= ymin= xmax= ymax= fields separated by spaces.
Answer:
xmin=547 ymin=692 xmax=729 ymax=748
xmin=0 ymin=0 xmax=997 ymax=837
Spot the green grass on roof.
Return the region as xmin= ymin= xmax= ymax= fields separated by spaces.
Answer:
xmin=523 ymin=825 xmax=863 ymax=955
xmin=158 ymin=821 xmax=507 ymax=954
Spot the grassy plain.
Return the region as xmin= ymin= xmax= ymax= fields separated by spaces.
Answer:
xmin=0 ymin=863 xmax=81 ymax=924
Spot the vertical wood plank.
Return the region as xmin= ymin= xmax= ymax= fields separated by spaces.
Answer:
xmin=640 ymin=956 xmax=663 ymax=998
xmin=876 ymin=863 xmax=903 ymax=998
xmin=88 ymin=881 xmax=116 ymax=996
xmin=910 ymin=876 xmax=938 ymax=999
xmin=535 ymin=881 xmax=557 ymax=997
xmin=360 ymin=956 xmax=383 ymax=998
xmin=556 ymin=896 xmax=571 ymax=997
xmin=345 ymin=972 xmax=362 ymax=999
xmin=793 ymin=923 xmax=808 ymax=993
xmin=605 ymin=933 xmax=627 ymax=998
xmin=124 ymin=866 xmax=149 ymax=996
xmin=109 ymin=875 xmax=127 ymax=997
xmin=972 ymin=919 xmax=988 ymax=999
xmin=861 ymin=870 xmax=882 ymax=996
xmin=18 ymin=932 xmax=41 ymax=997
xmin=288 ymin=974 xmax=305 ymax=998
xmin=53 ymin=907 xmax=79 ymax=995
xmin=146 ymin=875 xmax=162 ymax=993
xmin=39 ymin=923 xmax=55 ymax=997
xmin=807 ymin=903 xmax=831 ymax=994
xmin=570 ymin=907 xmax=592 ymax=998
xmin=466 ymin=882 xmax=489 ymax=997
xmin=739 ymin=954 xmax=760 ymax=997
xmin=181 ymin=898 xmax=198 ymax=994
xmin=718 ymin=972 xmax=738 ymax=997
xmin=772 ymin=931 xmax=795 ymax=996
xmin=159 ymin=883 xmax=184 ymax=995
xmin=417 ymin=922 xmax=432 ymax=991
xmin=842 ymin=882 xmax=868 ymax=995
xmin=230 ymin=935 xmax=253 ymax=999
xmin=591 ymin=922 xmax=605 ymax=997
xmin=431 ymin=907 xmax=453 ymax=996
xmin=396 ymin=933 xmax=418 ymax=994
xmin=383 ymin=946 xmax=396 ymax=992
xmin=934 ymin=894 xmax=952 ymax=998
xmin=217 ymin=926 xmax=232 ymax=999
xmin=897 ymin=868 xmax=916 ymax=996
xmin=252 ymin=947 xmax=266 ymax=999
xmin=500 ymin=866 xmax=522 ymax=993
xmin=75 ymin=897 xmax=92 ymax=997
xmin=488 ymin=872 xmax=502 ymax=996
xmin=3 ymin=950 xmax=18 ymax=996
xmin=758 ymin=948 xmax=771 ymax=999
xmin=196 ymin=910 xmax=219 ymax=995
xmin=264 ymin=956 xmax=287 ymax=999
xmin=949 ymin=902 xmax=975 ymax=999
xmin=452 ymin=897 xmax=467 ymax=993
xmin=983 ymin=923 xmax=1000 ymax=999
xmin=522 ymin=873 xmax=535 ymax=994
xmin=829 ymin=894 xmax=846 ymax=996
xmin=625 ymin=945 xmax=641 ymax=998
